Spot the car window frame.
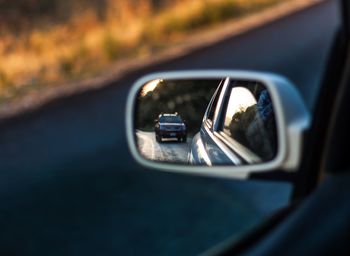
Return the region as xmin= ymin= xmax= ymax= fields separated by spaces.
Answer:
xmin=203 ymin=78 xmax=226 ymax=130
xmin=291 ymin=0 xmax=345 ymax=199
xmin=212 ymin=77 xmax=230 ymax=132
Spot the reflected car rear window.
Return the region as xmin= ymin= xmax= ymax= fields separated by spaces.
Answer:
xmin=159 ymin=116 xmax=182 ymax=123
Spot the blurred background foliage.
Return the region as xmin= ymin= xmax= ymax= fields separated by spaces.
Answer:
xmin=136 ymin=79 xmax=220 ymax=134
xmin=0 ymin=0 xmax=280 ymax=103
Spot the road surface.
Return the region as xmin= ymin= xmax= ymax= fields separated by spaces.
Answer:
xmin=136 ymin=130 xmax=191 ymax=163
xmin=0 ymin=1 xmax=339 ymax=255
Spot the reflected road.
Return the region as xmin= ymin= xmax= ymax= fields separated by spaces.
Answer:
xmin=136 ymin=130 xmax=191 ymax=163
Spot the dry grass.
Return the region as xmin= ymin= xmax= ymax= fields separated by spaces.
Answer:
xmin=0 ymin=0 xmax=281 ymax=103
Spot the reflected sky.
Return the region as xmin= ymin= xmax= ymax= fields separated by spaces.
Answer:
xmin=141 ymin=79 xmax=162 ymax=96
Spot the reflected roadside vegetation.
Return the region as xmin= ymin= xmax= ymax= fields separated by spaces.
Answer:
xmin=136 ymin=79 xmax=219 ymax=134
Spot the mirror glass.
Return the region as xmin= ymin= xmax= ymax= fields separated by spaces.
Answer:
xmin=134 ymin=77 xmax=277 ymax=166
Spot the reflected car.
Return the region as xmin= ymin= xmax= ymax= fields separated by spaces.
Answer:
xmin=154 ymin=113 xmax=187 ymax=143
xmin=189 ymin=77 xmax=277 ymax=166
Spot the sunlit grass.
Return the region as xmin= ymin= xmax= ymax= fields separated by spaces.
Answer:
xmin=0 ymin=0 xmax=281 ymax=103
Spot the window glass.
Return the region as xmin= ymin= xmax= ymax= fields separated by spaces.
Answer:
xmin=221 ymin=82 xmax=277 ymax=161
xmin=207 ymin=79 xmax=224 ymax=121
xmin=159 ymin=115 xmax=182 ymax=123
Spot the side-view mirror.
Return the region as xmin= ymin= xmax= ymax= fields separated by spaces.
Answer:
xmin=126 ymin=71 xmax=310 ymax=179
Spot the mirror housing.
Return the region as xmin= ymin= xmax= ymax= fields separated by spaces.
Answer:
xmin=126 ymin=70 xmax=310 ymax=179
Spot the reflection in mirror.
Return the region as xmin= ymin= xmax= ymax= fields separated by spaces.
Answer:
xmin=134 ymin=77 xmax=277 ymax=166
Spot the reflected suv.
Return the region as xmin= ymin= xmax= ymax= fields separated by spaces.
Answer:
xmin=154 ymin=113 xmax=187 ymax=143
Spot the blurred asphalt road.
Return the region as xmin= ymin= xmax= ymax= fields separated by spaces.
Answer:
xmin=0 ymin=1 xmax=339 ymax=255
